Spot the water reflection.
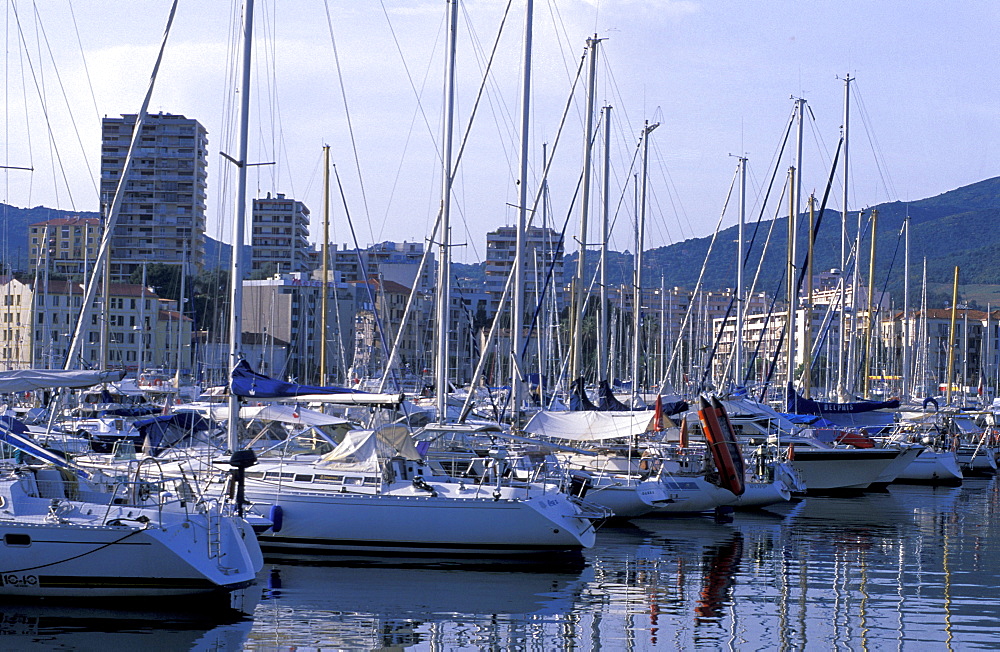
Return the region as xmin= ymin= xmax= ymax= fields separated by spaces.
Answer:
xmin=7 ymin=478 xmax=1000 ymax=648
xmin=249 ymin=557 xmax=589 ymax=650
xmin=0 ymin=593 xmax=258 ymax=650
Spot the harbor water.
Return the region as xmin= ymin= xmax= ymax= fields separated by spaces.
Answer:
xmin=3 ymin=477 xmax=998 ymax=649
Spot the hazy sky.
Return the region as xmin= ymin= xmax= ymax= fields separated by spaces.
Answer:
xmin=3 ymin=1 xmax=997 ymax=264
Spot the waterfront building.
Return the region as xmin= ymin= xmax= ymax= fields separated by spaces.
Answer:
xmin=251 ymin=193 xmax=317 ymax=276
xmin=0 ymin=277 xmax=178 ymax=372
xmin=241 ymin=272 xmax=354 ymax=385
xmin=27 ymin=217 xmax=102 ymax=278
xmin=101 ymin=112 xmax=208 ymax=280
xmin=330 ymin=240 xmax=433 ymax=293
xmin=484 ymin=225 xmax=565 ymax=317
xmin=346 ymin=277 xmax=434 ymax=384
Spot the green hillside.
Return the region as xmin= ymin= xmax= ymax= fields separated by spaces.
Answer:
xmin=6 ymin=175 xmax=1000 ymax=308
xmin=635 ymin=176 xmax=1000 ymax=307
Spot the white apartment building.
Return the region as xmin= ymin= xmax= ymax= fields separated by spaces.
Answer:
xmin=251 ymin=193 xmax=317 ymax=275
xmin=0 ymin=278 xmax=186 ymax=373
xmin=484 ymin=225 xmax=564 ymax=317
xmin=101 ymin=113 xmax=208 ymax=280
xmin=28 ymin=217 xmax=102 ymax=278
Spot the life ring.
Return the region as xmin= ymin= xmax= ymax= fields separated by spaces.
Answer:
xmin=697 ymin=395 xmax=746 ymax=496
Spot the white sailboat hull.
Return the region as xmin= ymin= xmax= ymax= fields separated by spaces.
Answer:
xmin=956 ymin=445 xmax=998 ymax=474
xmin=893 ymin=448 xmax=963 ymax=484
xmin=579 ymin=477 xmax=669 ymax=519
xmin=872 ymin=445 xmax=924 ymax=487
xmin=788 ymin=448 xmax=903 ymax=492
xmin=732 ymin=480 xmax=791 ymax=508
xmin=0 ymin=473 xmax=260 ymax=599
xmin=647 ymin=476 xmax=737 ymax=514
xmin=245 ymin=478 xmax=596 ymax=555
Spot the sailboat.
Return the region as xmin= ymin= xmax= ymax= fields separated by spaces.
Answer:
xmin=219 ymin=0 xmax=601 ymax=556
xmin=0 ymin=384 xmax=261 ymax=599
xmin=0 ymin=1 xmax=263 ymax=601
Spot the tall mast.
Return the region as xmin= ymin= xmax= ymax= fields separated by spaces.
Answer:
xmin=838 ymin=74 xmax=852 ymax=397
xmin=735 ymin=155 xmax=747 ymax=388
xmin=435 ymin=0 xmax=459 ymax=423
xmin=41 ymin=226 xmax=51 ymax=368
xmin=65 ymin=0 xmax=179 ymax=374
xmin=599 ymin=105 xmax=612 ymax=381
xmin=320 ymin=144 xmax=330 ymax=385
xmin=101 ymin=226 xmax=110 ymax=370
xmin=510 ymin=0 xmax=533 ymax=425
xmin=139 ymin=263 xmax=147 ymax=370
xmin=863 ymin=208 xmax=878 ymax=398
xmin=632 ymin=120 xmax=658 ymax=407
xmin=804 ymin=194 xmax=815 ymax=398
xmin=788 ymin=97 xmax=806 ymax=391
xmin=174 ymin=237 xmax=186 ymax=387
xmin=785 ymin=167 xmax=796 ymax=389
xmin=946 ymin=266 xmax=960 ymax=406
xmin=569 ymin=36 xmax=600 ymax=385
xmin=227 ymin=0 xmax=254 ymax=451
xmin=902 ymin=212 xmax=911 ymax=398
xmin=919 ymin=258 xmax=928 ymax=396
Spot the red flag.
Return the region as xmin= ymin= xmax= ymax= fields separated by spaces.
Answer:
xmin=161 ymin=396 xmax=171 ymax=415
xmin=653 ymin=395 xmax=664 ymax=432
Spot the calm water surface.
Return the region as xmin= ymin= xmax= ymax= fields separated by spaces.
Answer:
xmin=3 ymin=478 xmax=998 ymax=650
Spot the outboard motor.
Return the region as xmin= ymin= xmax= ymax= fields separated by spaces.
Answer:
xmin=228 ymin=448 xmax=258 ymax=517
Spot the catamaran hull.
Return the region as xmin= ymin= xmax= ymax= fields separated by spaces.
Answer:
xmin=247 ymin=487 xmax=596 ymax=555
xmin=0 ymin=519 xmax=258 ymax=598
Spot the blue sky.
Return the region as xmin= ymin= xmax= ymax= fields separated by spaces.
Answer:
xmin=3 ymin=1 xmax=997 ymax=264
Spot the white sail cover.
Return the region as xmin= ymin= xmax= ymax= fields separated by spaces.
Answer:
xmin=0 ymin=369 xmax=126 ymax=393
xmin=316 ymin=428 xmax=381 ymax=473
xmin=318 ymin=424 xmax=421 ymax=471
xmin=523 ymin=410 xmax=655 ymax=442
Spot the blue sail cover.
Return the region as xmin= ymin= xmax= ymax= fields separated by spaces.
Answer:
xmin=785 ymin=382 xmax=900 ymax=415
xmin=569 ymin=377 xmax=598 ymax=411
xmin=597 ymin=380 xmax=631 ymax=411
xmin=231 ymin=360 xmax=362 ymax=399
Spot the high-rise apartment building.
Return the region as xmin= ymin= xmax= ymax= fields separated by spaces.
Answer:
xmin=100 ymin=113 xmax=208 ymax=280
xmin=484 ymin=225 xmax=564 ymax=317
xmin=250 ymin=193 xmax=317 ymax=275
